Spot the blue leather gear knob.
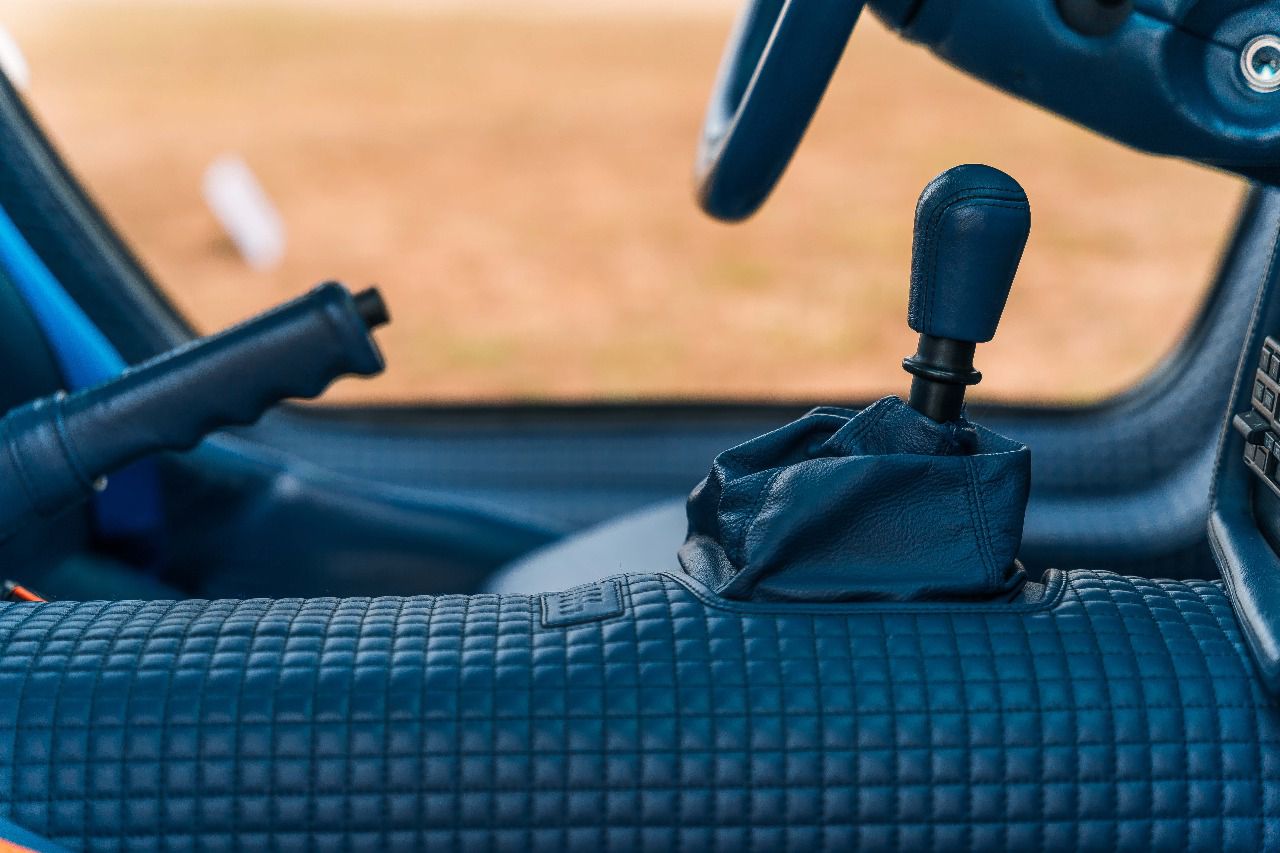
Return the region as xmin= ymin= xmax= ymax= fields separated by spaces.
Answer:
xmin=908 ymin=164 xmax=1030 ymax=344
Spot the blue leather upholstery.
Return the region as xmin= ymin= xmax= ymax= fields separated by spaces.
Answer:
xmin=680 ymin=399 xmax=1029 ymax=602
xmin=908 ymin=166 xmax=1030 ymax=344
xmin=1 ymin=570 xmax=1276 ymax=850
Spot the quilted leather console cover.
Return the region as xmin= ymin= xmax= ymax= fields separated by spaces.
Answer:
xmin=1 ymin=570 xmax=1277 ymax=851
xmin=680 ymin=398 xmax=1029 ymax=602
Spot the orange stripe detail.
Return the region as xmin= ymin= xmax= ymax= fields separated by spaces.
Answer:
xmin=6 ymin=585 xmax=44 ymax=603
xmin=0 ymin=838 xmax=37 ymax=852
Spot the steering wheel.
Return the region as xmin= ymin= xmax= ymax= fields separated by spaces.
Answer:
xmin=695 ymin=0 xmax=866 ymax=222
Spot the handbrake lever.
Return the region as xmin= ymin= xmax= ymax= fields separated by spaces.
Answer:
xmin=0 ymin=281 xmax=388 ymax=540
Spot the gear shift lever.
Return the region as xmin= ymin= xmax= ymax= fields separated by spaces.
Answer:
xmin=902 ymin=165 xmax=1031 ymax=423
xmin=681 ymin=163 xmax=1032 ymax=603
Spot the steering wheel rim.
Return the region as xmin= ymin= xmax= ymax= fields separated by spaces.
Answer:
xmin=695 ymin=0 xmax=865 ymax=222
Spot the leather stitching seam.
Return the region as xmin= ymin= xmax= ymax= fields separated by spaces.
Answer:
xmin=918 ymin=186 xmax=1026 ymax=332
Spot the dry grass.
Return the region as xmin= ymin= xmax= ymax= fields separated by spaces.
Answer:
xmin=0 ymin=1 xmax=1245 ymax=402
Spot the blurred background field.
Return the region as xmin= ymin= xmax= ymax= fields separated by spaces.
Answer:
xmin=0 ymin=0 xmax=1246 ymax=403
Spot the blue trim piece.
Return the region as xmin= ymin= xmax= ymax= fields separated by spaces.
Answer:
xmin=92 ymin=459 xmax=163 ymax=540
xmin=0 ymin=202 xmax=161 ymax=539
xmin=0 ymin=815 xmax=69 ymax=853
xmin=0 ymin=204 xmax=124 ymax=384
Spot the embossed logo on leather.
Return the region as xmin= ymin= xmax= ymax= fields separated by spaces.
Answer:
xmin=541 ymin=580 xmax=624 ymax=627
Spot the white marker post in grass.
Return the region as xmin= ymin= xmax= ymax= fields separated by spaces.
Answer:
xmin=202 ymin=155 xmax=286 ymax=271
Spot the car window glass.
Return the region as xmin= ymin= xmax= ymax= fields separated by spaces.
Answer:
xmin=2 ymin=3 xmax=1244 ymax=403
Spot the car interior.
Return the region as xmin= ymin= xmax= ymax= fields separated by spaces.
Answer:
xmin=3 ymin=0 xmax=1280 ymax=849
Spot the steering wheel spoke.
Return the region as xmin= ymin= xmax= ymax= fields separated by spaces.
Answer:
xmin=696 ymin=0 xmax=866 ymax=221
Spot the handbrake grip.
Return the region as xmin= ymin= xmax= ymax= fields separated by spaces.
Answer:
xmin=0 ymin=281 xmax=387 ymax=535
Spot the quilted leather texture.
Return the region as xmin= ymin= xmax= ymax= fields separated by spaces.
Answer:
xmin=680 ymin=398 xmax=1029 ymax=602
xmin=1 ymin=570 xmax=1277 ymax=851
